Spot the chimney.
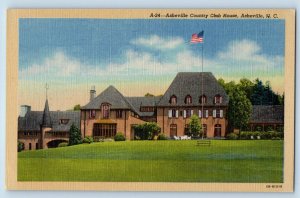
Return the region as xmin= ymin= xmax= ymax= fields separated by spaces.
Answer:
xmin=90 ymin=85 xmax=96 ymax=102
xmin=20 ymin=105 xmax=31 ymax=117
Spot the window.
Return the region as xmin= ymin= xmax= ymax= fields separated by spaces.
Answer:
xmin=198 ymin=110 xmax=208 ymax=118
xmin=168 ymin=109 xmax=178 ymax=118
xmin=185 ymin=95 xmax=192 ymax=104
xmin=184 ymin=124 xmax=190 ymax=135
xmin=170 ymin=95 xmax=177 ymax=105
xmin=93 ymin=123 xmax=117 ymax=137
xmin=101 ymin=103 xmax=110 ymax=119
xmin=213 ymin=109 xmax=223 ymax=118
xmin=202 ymin=124 xmax=207 ymax=138
xmin=170 ymin=124 xmax=177 ymax=137
xmin=36 ymin=143 xmax=39 ymax=150
xmin=60 ymin=119 xmax=69 ymax=124
xmin=140 ymin=107 xmax=155 ymax=112
xmin=183 ymin=109 xmax=193 ymax=118
xmin=89 ymin=110 xmax=96 ymax=119
xmin=214 ymin=124 xmax=222 ymax=137
xmin=214 ymin=94 xmax=222 ymax=104
xmin=116 ymin=110 xmax=123 ymax=118
xmin=199 ymin=95 xmax=207 ymax=104
xmin=29 ymin=143 xmax=32 ymax=150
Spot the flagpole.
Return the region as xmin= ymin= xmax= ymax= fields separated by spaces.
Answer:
xmin=201 ymin=40 xmax=204 ymax=139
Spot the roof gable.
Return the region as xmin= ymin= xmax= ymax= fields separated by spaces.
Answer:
xmin=81 ymin=85 xmax=132 ymax=110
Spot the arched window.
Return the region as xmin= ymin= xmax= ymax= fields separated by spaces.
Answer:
xmin=214 ymin=94 xmax=222 ymax=104
xmin=185 ymin=95 xmax=192 ymax=104
xmin=199 ymin=95 xmax=207 ymax=104
xmin=101 ymin=103 xmax=110 ymax=119
xmin=170 ymin=95 xmax=177 ymax=105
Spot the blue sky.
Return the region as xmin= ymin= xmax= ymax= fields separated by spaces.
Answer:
xmin=19 ymin=19 xmax=285 ymax=110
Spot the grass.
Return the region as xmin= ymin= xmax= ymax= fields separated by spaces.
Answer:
xmin=18 ymin=140 xmax=283 ymax=182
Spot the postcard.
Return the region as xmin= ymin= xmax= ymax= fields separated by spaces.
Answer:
xmin=6 ymin=9 xmax=295 ymax=192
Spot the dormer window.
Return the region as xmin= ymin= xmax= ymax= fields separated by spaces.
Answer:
xmin=185 ymin=95 xmax=192 ymax=104
xmin=199 ymin=95 xmax=207 ymax=104
xmin=170 ymin=95 xmax=177 ymax=105
xmin=60 ymin=119 xmax=69 ymax=125
xmin=214 ymin=94 xmax=222 ymax=104
xmin=101 ymin=103 xmax=110 ymax=119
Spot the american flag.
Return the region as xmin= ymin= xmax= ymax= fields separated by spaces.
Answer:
xmin=190 ymin=31 xmax=204 ymax=43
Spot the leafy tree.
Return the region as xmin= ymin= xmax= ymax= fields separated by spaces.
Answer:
xmin=238 ymin=78 xmax=254 ymax=100
xmin=144 ymin=93 xmax=155 ymax=97
xmin=228 ymin=87 xmax=252 ymax=136
xmin=73 ymin=104 xmax=81 ymax=111
xmin=186 ymin=114 xmax=202 ymax=137
xmin=134 ymin=122 xmax=161 ymax=140
xmin=68 ymin=123 xmax=82 ymax=146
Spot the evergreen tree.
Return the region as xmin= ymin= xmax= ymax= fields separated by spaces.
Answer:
xmin=187 ymin=114 xmax=202 ymax=137
xmin=69 ymin=123 xmax=82 ymax=146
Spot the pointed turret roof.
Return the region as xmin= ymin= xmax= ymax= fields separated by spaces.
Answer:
xmin=41 ymin=99 xmax=52 ymax=127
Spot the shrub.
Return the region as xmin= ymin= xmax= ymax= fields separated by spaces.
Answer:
xmin=226 ymin=133 xmax=238 ymax=140
xmin=240 ymin=131 xmax=284 ymax=140
xmin=114 ymin=132 xmax=126 ymax=141
xmin=83 ymin=136 xmax=94 ymax=144
xmin=18 ymin=141 xmax=24 ymax=152
xmin=134 ymin=122 xmax=161 ymax=140
xmin=157 ymin=133 xmax=168 ymax=140
xmin=58 ymin=142 xmax=68 ymax=147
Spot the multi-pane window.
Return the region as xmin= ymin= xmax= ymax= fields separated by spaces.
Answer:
xmin=198 ymin=109 xmax=209 ymax=118
xmin=168 ymin=109 xmax=178 ymax=118
xmin=116 ymin=110 xmax=123 ymax=118
xmin=93 ymin=124 xmax=117 ymax=137
xmin=199 ymin=95 xmax=207 ymax=104
xmin=213 ymin=109 xmax=224 ymax=118
xmin=101 ymin=104 xmax=110 ymax=119
xmin=184 ymin=109 xmax=193 ymax=118
xmin=170 ymin=95 xmax=177 ymax=105
xmin=185 ymin=95 xmax=192 ymax=104
xmin=140 ymin=107 xmax=155 ymax=112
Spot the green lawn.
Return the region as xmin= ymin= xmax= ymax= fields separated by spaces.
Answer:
xmin=18 ymin=140 xmax=283 ymax=182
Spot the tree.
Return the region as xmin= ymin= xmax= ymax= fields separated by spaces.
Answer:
xmin=187 ymin=114 xmax=202 ymax=137
xmin=18 ymin=141 xmax=24 ymax=152
xmin=134 ymin=122 xmax=161 ymax=140
xmin=228 ymin=87 xmax=252 ymax=136
xmin=73 ymin=104 xmax=81 ymax=111
xmin=68 ymin=123 xmax=82 ymax=146
xmin=238 ymin=78 xmax=254 ymax=100
xmin=144 ymin=93 xmax=155 ymax=97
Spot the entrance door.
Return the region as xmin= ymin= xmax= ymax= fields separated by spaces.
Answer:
xmin=214 ymin=124 xmax=222 ymax=137
xmin=170 ymin=124 xmax=177 ymax=137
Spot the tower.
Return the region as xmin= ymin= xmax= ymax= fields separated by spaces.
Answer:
xmin=41 ymin=83 xmax=52 ymax=149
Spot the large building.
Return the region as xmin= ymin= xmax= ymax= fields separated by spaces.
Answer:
xmin=80 ymin=72 xmax=229 ymax=140
xmin=18 ymin=72 xmax=284 ymax=150
xmin=18 ymin=99 xmax=80 ymax=150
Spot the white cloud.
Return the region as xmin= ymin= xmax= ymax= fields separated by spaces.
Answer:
xmin=218 ymin=39 xmax=261 ymax=60
xmin=130 ymin=35 xmax=184 ymax=50
xmin=20 ymin=39 xmax=284 ymax=93
xmin=20 ymin=51 xmax=81 ymax=78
